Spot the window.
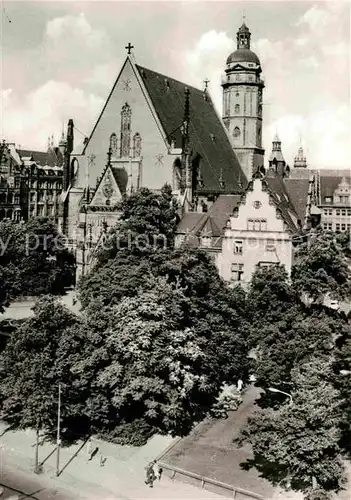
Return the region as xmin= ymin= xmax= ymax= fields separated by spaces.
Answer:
xmin=336 ymin=223 xmax=340 ymax=232
xmin=14 ymin=195 xmax=20 ymax=204
xmin=120 ymin=103 xmax=132 ymax=157
xmin=233 ymin=127 xmax=241 ymax=138
xmin=234 ymin=104 xmax=240 ymax=114
xmin=258 ymin=262 xmax=276 ymax=269
xmin=347 ymin=209 xmax=351 ymax=216
xmin=231 ymin=263 xmax=244 ymax=282
xmin=323 ymin=223 xmax=328 ymax=230
xmin=341 ymin=224 xmax=346 ymax=231
xmin=328 ymin=209 xmax=333 ymax=215
xmin=323 ymin=208 xmax=329 ymax=215
xmin=341 ymin=209 xmax=346 ymax=216
xmin=133 ymin=133 xmax=142 ymax=158
xmin=266 ymin=239 xmax=275 ymax=251
xmin=109 ymin=133 xmax=118 ymax=156
xmin=201 ymin=236 xmax=212 ymax=248
xmin=325 ymin=197 xmax=332 ymax=203
xmin=234 ymin=240 xmax=243 ymax=254
xmin=247 ymin=218 xmax=267 ymax=231
xmin=336 ymin=209 xmax=340 ymax=216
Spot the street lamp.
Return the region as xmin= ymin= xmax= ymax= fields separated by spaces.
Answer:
xmin=56 ymin=382 xmax=62 ymax=477
xmin=267 ymin=387 xmax=293 ymax=405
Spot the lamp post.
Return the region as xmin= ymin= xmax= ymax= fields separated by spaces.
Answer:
xmin=56 ymin=382 xmax=61 ymax=476
xmin=267 ymin=387 xmax=293 ymax=405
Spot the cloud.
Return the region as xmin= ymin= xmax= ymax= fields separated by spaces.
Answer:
xmin=46 ymin=12 xmax=109 ymax=50
xmin=2 ymin=81 xmax=104 ymax=150
xmin=181 ymin=30 xmax=235 ymax=112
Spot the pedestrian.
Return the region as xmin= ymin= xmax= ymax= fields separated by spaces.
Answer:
xmin=99 ymin=452 xmax=106 ymax=467
xmin=87 ymin=437 xmax=93 ymax=461
xmin=145 ymin=461 xmax=156 ymax=488
xmin=153 ymin=461 xmax=162 ymax=481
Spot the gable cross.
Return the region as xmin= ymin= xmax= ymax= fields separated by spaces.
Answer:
xmin=125 ymin=42 xmax=134 ymax=55
xmin=203 ymin=78 xmax=210 ymax=90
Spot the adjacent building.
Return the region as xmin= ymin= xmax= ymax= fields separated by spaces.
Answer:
xmin=315 ymin=170 xmax=351 ymax=233
xmin=0 ymin=139 xmax=64 ymax=222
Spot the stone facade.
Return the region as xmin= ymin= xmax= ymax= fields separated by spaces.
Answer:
xmin=0 ymin=141 xmax=63 ymax=222
xmin=217 ymin=176 xmax=293 ymax=286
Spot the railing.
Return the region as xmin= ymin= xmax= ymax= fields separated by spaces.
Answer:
xmin=158 ymin=461 xmax=264 ymax=500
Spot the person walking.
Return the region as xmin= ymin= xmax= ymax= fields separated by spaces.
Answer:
xmin=86 ymin=437 xmax=93 ymax=461
xmin=145 ymin=461 xmax=156 ymax=488
xmin=153 ymin=461 xmax=162 ymax=481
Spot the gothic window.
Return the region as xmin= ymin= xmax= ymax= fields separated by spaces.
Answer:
xmin=235 ymin=104 xmax=240 ymax=114
xmin=120 ymin=103 xmax=132 ymax=158
xmin=233 ymin=127 xmax=241 ymax=138
xmin=109 ymin=133 xmax=118 ymax=156
xmin=133 ymin=133 xmax=142 ymax=158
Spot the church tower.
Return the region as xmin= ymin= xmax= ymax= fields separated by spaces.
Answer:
xmin=222 ymin=22 xmax=265 ymax=181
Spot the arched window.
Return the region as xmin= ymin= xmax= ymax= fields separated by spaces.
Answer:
xmin=173 ymin=157 xmax=182 ymax=190
xmin=235 ymin=104 xmax=240 ymax=114
xmin=109 ymin=133 xmax=118 ymax=156
xmin=133 ymin=133 xmax=142 ymax=158
xmin=233 ymin=127 xmax=241 ymax=138
xmin=120 ymin=103 xmax=132 ymax=157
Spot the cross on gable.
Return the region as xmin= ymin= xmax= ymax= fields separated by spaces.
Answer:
xmin=125 ymin=42 xmax=134 ymax=54
xmin=204 ymin=78 xmax=210 ymax=90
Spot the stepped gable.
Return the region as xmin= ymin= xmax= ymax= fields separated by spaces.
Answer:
xmin=136 ymin=65 xmax=246 ymax=192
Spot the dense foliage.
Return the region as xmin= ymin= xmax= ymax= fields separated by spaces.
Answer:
xmin=238 ymin=360 xmax=346 ymax=499
xmin=291 ymin=231 xmax=351 ymax=303
xmin=0 ymin=218 xmax=75 ymax=309
xmin=0 ymin=297 xmax=84 ymax=439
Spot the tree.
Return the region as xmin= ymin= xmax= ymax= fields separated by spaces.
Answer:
xmin=238 ymin=359 xmax=346 ymax=499
xmin=291 ymin=231 xmax=351 ymax=304
xmin=0 ymin=296 xmax=84 ymax=442
xmin=94 ymin=184 xmax=179 ymax=267
xmin=0 ymin=218 xmax=75 ymax=299
xmin=74 ymin=275 xmax=226 ymax=444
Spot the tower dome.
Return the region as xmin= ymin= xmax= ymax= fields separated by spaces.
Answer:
xmin=226 ymin=23 xmax=261 ymax=67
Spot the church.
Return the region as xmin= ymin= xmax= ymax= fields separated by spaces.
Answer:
xmin=58 ymin=23 xmax=317 ymax=281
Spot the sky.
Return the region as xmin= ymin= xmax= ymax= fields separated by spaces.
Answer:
xmin=1 ymin=0 xmax=350 ymax=169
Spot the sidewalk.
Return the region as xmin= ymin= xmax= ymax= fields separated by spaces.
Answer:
xmin=0 ymin=422 xmax=223 ymax=499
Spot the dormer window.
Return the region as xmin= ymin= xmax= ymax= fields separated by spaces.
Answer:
xmin=325 ymin=196 xmax=332 ymax=203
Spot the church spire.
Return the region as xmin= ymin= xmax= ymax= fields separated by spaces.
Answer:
xmin=237 ymin=21 xmax=251 ymax=49
xmin=269 ymin=133 xmax=286 ymax=177
xmin=294 ymin=143 xmax=307 ymax=168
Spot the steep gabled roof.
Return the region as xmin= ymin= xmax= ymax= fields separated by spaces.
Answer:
xmin=136 ymin=65 xmax=246 ymax=193
xmin=176 ymin=195 xmax=240 ymax=249
xmin=264 ymin=174 xmax=299 ymax=231
xmin=283 ymin=178 xmax=310 ymax=222
xmin=17 ymin=148 xmax=63 ymax=167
